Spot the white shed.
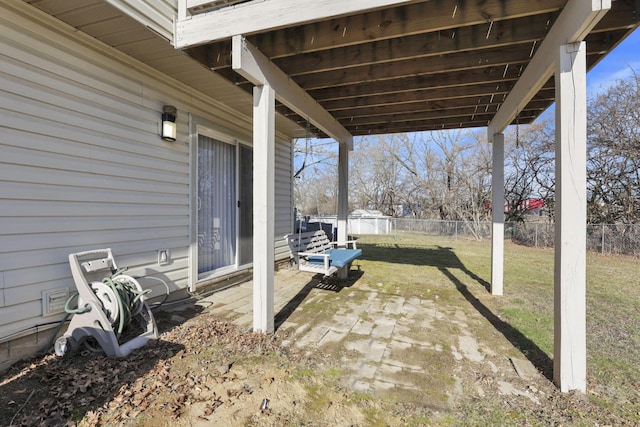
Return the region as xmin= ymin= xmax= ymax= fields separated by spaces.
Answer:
xmin=348 ymin=210 xmax=391 ymax=235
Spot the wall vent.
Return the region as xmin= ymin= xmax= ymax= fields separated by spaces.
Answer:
xmin=42 ymin=288 xmax=69 ymax=316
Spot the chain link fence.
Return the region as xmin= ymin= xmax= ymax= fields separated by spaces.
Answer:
xmin=393 ymin=218 xmax=492 ymax=240
xmin=391 ymin=218 xmax=640 ymax=257
xmin=509 ymin=221 xmax=640 ymax=256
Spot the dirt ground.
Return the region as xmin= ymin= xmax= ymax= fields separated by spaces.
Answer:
xmin=1 ymin=308 xmax=379 ymax=427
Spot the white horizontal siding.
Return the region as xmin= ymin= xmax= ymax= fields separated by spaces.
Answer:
xmin=0 ymin=0 xmax=288 ymax=351
xmin=0 ymin=272 xmax=4 ymax=308
xmin=0 ymin=235 xmax=189 ymax=272
xmin=2 ymin=181 xmax=188 ymax=205
xmin=0 ymin=200 xmax=188 ymax=219
xmin=4 ymin=259 xmax=189 ymax=307
xmin=0 ymin=162 xmax=186 ymax=195
xmin=0 ymin=227 xmax=188 ymax=254
xmin=1 ymin=215 xmax=189 ymax=235
xmin=0 ymin=1 xmax=296 ymax=357
xmin=1 ymin=23 xmax=145 ymax=104
xmin=1 ymin=302 xmax=44 ymax=335
xmin=274 ymin=137 xmax=293 ymax=259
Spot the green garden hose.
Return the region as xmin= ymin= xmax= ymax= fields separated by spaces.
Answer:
xmin=101 ymin=268 xmax=151 ymax=339
xmin=58 ymin=269 xmax=153 ymax=353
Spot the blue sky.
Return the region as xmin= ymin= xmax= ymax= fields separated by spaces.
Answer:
xmin=587 ymin=27 xmax=640 ymax=95
xmin=535 ymin=27 xmax=640 ymax=122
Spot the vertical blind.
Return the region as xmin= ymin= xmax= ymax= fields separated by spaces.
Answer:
xmin=197 ymin=135 xmax=236 ymax=273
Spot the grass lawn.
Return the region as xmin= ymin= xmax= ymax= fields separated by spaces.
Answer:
xmin=355 ymin=232 xmax=640 ymax=424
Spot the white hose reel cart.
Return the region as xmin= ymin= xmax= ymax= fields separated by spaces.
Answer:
xmin=54 ymin=248 xmax=159 ymax=358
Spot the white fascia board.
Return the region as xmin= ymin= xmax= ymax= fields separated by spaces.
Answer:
xmin=488 ymin=0 xmax=610 ymax=140
xmin=232 ymin=35 xmax=353 ymax=148
xmin=188 ymin=0 xmax=248 ymax=10
xmin=105 ymin=0 xmax=174 ymax=41
xmin=176 ymin=0 xmax=419 ymax=48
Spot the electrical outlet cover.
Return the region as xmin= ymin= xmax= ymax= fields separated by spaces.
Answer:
xmin=158 ymin=249 xmax=170 ymax=265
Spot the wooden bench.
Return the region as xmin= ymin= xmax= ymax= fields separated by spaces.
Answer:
xmin=284 ymin=230 xmax=361 ymax=279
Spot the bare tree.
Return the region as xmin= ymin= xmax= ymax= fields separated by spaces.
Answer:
xmin=293 ymin=138 xmax=337 ymax=215
xmin=587 ymin=70 xmax=640 ymax=224
xmin=503 ymin=117 xmax=556 ymax=222
xmin=293 ymin=137 xmax=336 ymax=178
xmin=294 ymin=164 xmax=338 ymax=215
xmin=293 ymin=69 xmax=640 ymax=233
xmin=428 ymin=129 xmax=480 ymax=221
xmin=372 ymin=130 xmax=493 ymax=238
xmin=351 ymin=135 xmax=417 ymax=216
xmin=375 ymin=132 xmax=444 ymax=219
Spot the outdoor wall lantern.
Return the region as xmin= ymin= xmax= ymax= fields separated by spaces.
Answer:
xmin=161 ymin=105 xmax=177 ymax=141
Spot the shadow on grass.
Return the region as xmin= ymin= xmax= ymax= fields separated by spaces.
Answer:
xmin=358 ymin=242 xmax=553 ymax=380
xmin=438 ymin=267 xmax=553 ymax=380
xmin=359 ymin=243 xmax=491 ymax=290
xmin=274 ymin=269 xmax=364 ymax=330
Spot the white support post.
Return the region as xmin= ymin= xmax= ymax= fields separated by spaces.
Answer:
xmin=554 ymin=41 xmax=587 ymax=393
xmin=490 ymin=131 xmax=505 ymax=296
xmin=488 ymin=0 xmax=610 ymax=136
xmin=252 ymin=83 xmax=275 ymax=334
xmin=232 ymin=35 xmax=353 ymax=148
xmin=232 ymin=34 xmax=352 ymax=330
xmin=337 ymin=142 xmax=349 ymax=244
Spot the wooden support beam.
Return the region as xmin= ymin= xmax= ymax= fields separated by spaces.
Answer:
xmin=490 ymin=131 xmax=505 ymax=296
xmin=232 ymin=35 xmax=353 ymax=148
xmin=200 ymin=36 xmax=602 ymax=102
xmin=203 ymin=12 xmax=557 ymax=72
xmin=340 ymin=110 xmax=543 ymax=130
xmin=252 ymin=83 xmax=276 ymax=334
xmin=230 ymin=41 xmax=617 ymax=97
xmin=330 ymin=98 xmax=554 ymax=121
xmin=342 ymin=110 xmax=502 ymax=128
xmin=258 ymin=2 xmax=626 ymax=59
xmin=343 ymin=109 xmax=536 ymax=128
xmin=554 ymin=41 xmax=587 ymax=393
xmin=292 ymin=44 xmax=535 ymax=90
xmin=345 ymin=117 xmax=498 ymax=135
xmin=310 ymin=66 xmax=526 ymax=101
xmin=176 ymin=0 xmax=429 ymax=48
xmin=340 ymin=107 xmax=536 ymax=134
xmin=277 ymin=14 xmax=556 ymax=76
xmin=245 ymin=0 xmax=565 ymax=57
xmin=488 ymin=0 xmax=611 ymax=136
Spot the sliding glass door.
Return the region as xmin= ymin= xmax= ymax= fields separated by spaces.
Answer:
xmin=238 ymin=145 xmax=253 ymax=266
xmin=197 ymin=134 xmax=236 ymax=274
xmin=196 ymin=134 xmax=253 ymax=276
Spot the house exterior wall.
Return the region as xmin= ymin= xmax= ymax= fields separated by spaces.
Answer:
xmin=0 ymin=1 xmax=293 ymax=370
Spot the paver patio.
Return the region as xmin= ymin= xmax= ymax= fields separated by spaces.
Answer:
xmin=196 ymin=264 xmax=543 ymax=408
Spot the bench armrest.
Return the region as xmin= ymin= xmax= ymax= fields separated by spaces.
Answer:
xmin=297 ymin=251 xmax=329 ymax=259
xmin=297 ymin=251 xmax=330 ymax=270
